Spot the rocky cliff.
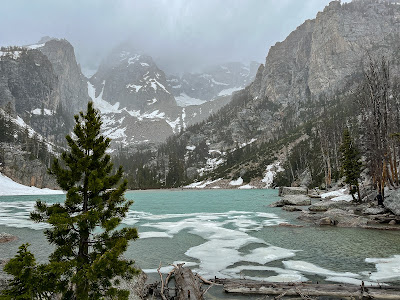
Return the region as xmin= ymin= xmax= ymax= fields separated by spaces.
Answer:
xmin=134 ymin=0 xmax=400 ymax=188
xmin=253 ymin=0 xmax=400 ymax=106
xmin=39 ymin=39 xmax=90 ymax=116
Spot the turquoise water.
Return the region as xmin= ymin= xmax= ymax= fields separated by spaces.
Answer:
xmin=1 ymin=189 xmax=400 ymax=295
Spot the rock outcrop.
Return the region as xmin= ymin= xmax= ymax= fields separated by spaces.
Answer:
xmin=39 ymin=39 xmax=90 ymax=116
xmin=251 ymin=0 xmax=400 ymax=106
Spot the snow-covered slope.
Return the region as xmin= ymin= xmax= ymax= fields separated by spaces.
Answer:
xmin=0 ymin=172 xmax=63 ymax=196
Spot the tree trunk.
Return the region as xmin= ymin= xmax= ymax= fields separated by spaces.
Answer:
xmin=217 ymin=279 xmax=400 ymax=299
xmin=174 ymin=264 xmax=203 ymax=300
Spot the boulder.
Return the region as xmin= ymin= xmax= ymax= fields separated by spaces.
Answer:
xmin=270 ymin=195 xmax=311 ymax=207
xmin=323 ymin=209 xmax=368 ymax=227
xmin=308 ymin=200 xmax=350 ymax=212
xmin=318 ymin=217 xmax=334 ymax=226
xmin=362 ymin=207 xmax=387 ymax=215
xmin=383 ymin=190 xmax=400 ymax=216
xmin=280 ymin=187 xmax=308 ymax=196
xmin=0 ymin=232 xmax=17 ymax=243
xmin=282 ymin=205 xmax=303 ymax=212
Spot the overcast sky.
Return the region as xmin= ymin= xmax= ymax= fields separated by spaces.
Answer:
xmin=0 ymin=0 xmax=349 ymax=75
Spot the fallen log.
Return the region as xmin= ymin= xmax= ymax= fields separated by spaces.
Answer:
xmin=174 ymin=264 xmax=204 ymax=300
xmin=213 ymin=279 xmax=400 ymax=299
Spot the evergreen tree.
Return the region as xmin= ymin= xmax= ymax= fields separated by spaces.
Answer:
xmin=1 ymin=244 xmax=57 ymax=300
xmin=30 ymin=102 xmax=139 ymax=299
xmin=340 ymin=128 xmax=362 ymax=202
xmin=166 ymin=154 xmax=185 ymax=188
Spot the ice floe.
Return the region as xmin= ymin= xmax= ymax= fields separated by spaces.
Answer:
xmin=283 ymin=260 xmax=360 ymax=278
xmin=366 ymin=255 xmax=400 ymax=282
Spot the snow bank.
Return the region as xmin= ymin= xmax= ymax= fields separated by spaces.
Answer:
xmin=229 ymin=177 xmax=243 ymax=186
xmin=321 ymin=188 xmax=353 ymax=202
xmin=0 ymin=173 xmax=64 ymax=196
xmin=321 ymin=188 xmax=347 ymax=199
xmin=238 ymin=184 xmax=255 ymax=189
xmin=175 ymin=93 xmax=207 ymax=107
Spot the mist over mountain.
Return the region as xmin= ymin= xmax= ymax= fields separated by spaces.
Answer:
xmin=2 ymin=0 xmax=400 ymax=192
xmin=0 ymin=0 xmax=351 ymax=75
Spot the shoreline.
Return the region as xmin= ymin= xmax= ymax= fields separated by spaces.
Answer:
xmin=272 ymin=187 xmax=400 ymax=231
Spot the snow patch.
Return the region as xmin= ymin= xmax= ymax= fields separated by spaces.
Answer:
xmin=147 ymin=98 xmax=157 ymax=105
xmin=218 ymin=86 xmax=243 ymax=97
xmin=88 ymin=81 xmax=121 ymax=114
xmin=230 ymin=177 xmax=243 ymax=186
xmin=184 ymin=179 xmax=222 ymax=189
xmin=321 ymin=188 xmax=354 ymax=201
xmin=175 ymin=93 xmax=207 ymax=107
xmin=238 ymin=184 xmax=255 ymax=189
xmin=26 ymin=43 xmax=45 ymax=50
xmin=31 ymin=108 xmax=54 ymax=116
xmin=0 ymin=173 xmax=64 ymax=196
xmin=126 ymin=83 xmax=142 ymax=92
xmin=262 ymin=162 xmax=284 ymax=188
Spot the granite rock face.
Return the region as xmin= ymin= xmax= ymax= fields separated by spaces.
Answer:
xmin=0 ymin=39 xmax=90 ymax=189
xmin=0 ymin=47 xmax=59 ymax=115
xmin=0 ymin=142 xmax=58 ymax=189
xmin=39 ymin=39 xmax=90 ymax=116
xmin=251 ymin=1 xmax=400 ymax=106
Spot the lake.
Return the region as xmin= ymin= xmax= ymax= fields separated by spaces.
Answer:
xmin=1 ymin=189 xmax=400 ymax=296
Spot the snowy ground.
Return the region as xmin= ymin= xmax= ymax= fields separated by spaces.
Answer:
xmin=0 ymin=173 xmax=64 ymax=196
xmin=320 ymin=188 xmax=353 ymax=202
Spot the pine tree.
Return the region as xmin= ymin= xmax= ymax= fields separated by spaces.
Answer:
xmin=1 ymin=244 xmax=56 ymax=299
xmin=30 ymin=101 xmax=139 ymax=299
xmin=339 ymin=128 xmax=362 ymax=202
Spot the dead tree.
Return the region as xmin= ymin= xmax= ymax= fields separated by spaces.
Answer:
xmin=357 ymin=56 xmax=399 ymax=197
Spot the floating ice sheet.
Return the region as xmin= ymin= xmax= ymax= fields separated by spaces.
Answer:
xmin=283 ymin=260 xmax=360 ymax=278
xmin=366 ymin=255 xmax=400 ymax=282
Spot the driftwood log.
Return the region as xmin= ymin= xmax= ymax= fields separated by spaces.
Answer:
xmin=150 ymin=263 xmax=212 ymax=300
xmin=173 ymin=264 xmax=203 ymax=300
xmin=213 ymin=278 xmax=400 ymax=299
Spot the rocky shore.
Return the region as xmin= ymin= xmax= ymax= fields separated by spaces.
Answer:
xmin=273 ymin=187 xmax=400 ymax=230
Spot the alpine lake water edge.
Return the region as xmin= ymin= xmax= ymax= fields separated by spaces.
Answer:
xmin=1 ymin=189 xmax=400 ymax=299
